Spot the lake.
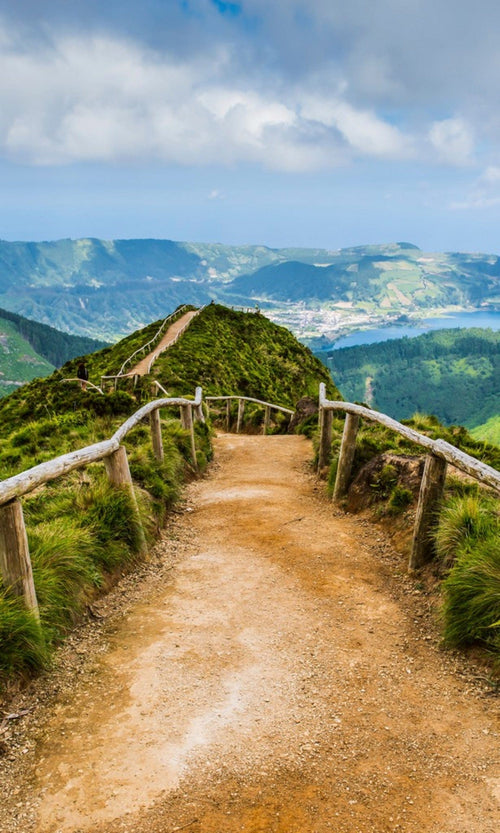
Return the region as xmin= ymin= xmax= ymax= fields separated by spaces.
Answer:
xmin=331 ymin=310 xmax=500 ymax=350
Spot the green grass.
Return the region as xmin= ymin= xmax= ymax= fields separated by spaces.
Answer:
xmin=0 ymin=591 xmax=47 ymax=680
xmin=441 ymin=532 xmax=500 ymax=652
xmin=322 ymin=410 xmax=500 ymax=660
xmin=471 ymin=416 xmax=500 ymax=446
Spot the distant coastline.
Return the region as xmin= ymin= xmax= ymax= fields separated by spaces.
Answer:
xmin=329 ymin=309 xmax=500 ymax=351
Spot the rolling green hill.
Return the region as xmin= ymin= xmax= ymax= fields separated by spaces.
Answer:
xmin=0 ymin=304 xmax=337 ymax=475
xmin=0 ymin=307 xmax=107 ymax=398
xmin=323 ymin=328 xmax=500 ymax=430
xmin=228 ymin=245 xmax=500 ymax=311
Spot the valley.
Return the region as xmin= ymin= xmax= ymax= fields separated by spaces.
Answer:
xmin=0 ymin=238 xmax=499 ymax=342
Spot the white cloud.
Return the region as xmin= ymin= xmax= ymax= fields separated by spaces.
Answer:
xmin=451 ymin=165 xmax=500 ymax=210
xmin=0 ymin=17 xmax=486 ymax=173
xmin=302 ymin=97 xmax=412 ymax=159
xmin=428 ymin=117 xmax=475 ymax=166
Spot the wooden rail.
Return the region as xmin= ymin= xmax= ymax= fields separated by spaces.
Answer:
xmin=206 ymin=395 xmax=294 ymax=434
xmin=318 ymin=383 xmax=500 ymax=570
xmin=0 ymin=388 xmax=203 ymax=620
xmin=61 ymin=378 xmax=104 ymax=395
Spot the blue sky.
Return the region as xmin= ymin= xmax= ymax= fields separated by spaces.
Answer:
xmin=2 ymin=0 xmax=500 ymax=252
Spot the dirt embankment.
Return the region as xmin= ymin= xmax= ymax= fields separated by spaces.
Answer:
xmin=0 ymin=433 xmax=498 ymax=833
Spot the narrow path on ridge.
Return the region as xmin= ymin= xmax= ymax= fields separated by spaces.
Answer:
xmin=127 ymin=309 xmax=199 ymax=377
xmin=1 ymin=434 xmax=499 ymax=833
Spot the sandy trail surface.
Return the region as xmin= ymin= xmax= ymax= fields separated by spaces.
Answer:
xmin=128 ymin=309 xmax=199 ymax=376
xmin=0 ymin=433 xmax=499 ymax=833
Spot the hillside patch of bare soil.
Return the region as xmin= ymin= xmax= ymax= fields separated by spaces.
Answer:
xmin=0 ymin=434 xmax=498 ymax=833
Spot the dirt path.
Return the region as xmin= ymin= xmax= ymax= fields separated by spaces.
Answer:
xmin=128 ymin=309 xmax=199 ymax=376
xmin=1 ymin=434 xmax=499 ymax=833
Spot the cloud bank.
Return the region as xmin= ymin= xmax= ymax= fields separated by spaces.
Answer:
xmin=1 ymin=1 xmax=497 ymax=173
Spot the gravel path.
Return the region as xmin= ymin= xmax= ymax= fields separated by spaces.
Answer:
xmin=128 ymin=309 xmax=199 ymax=377
xmin=0 ymin=433 xmax=498 ymax=833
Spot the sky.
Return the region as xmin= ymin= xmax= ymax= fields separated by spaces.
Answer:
xmin=2 ymin=0 xmax=500 ymax=253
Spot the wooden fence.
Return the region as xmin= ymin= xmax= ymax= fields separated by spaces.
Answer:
xmin=205 ymin=395 xmax=294 ymax=434
xmin=4 ymin=378 xmax=497 ymax=621
xmin=0 ymin=387 xmax=203 ymax=621
xmin=318 ymin=383 xmax=500 ymax=570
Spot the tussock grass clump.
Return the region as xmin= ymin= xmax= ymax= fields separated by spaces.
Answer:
xmin=387 ymin=485 xmax=413 ymax=514
xmin=434 ymin=494 xmax=498 ymax=567
xmin=0 ymin=590 xmax=47 ymax=680
xmin=435 ymin=493 xmax=500 ymax=652
xmin=29 ymin=520 xmax=101 ymax=641
xmin=73 ymin=478 xmax=147 ymax=569
xmin=442 ymin=537 xmax=500 ymax=652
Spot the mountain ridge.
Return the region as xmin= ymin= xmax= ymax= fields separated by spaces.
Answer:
xmin=0 ymin=238 xmax=499 ymax=342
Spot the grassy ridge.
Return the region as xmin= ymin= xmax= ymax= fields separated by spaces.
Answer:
xmin=471 ymin=415 xmax=500 ymax=445
xmin=0 ymin=306 xmax=108 ymax=399
xmin=151 ymin=304 xmax=338 ymax=403
xmin=0 ymin=318 xmax=54 ymax=397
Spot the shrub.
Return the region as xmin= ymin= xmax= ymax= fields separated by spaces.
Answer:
xmin=387 ymin=485 xmax=414 ymax=514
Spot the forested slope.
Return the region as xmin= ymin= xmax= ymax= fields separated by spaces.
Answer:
xmin=324 ymin=328 xmax=499 ymax=429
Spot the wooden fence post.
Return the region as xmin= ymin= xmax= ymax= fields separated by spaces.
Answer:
xmin=180 ymin=404 xmax=190 ymax=430
xmin=263 ymin=405 xmax=271 ymax=435
xmin=237 ymin=399 xmax=245 ymax=434
xmin=333 ymin=413 xmax=360 ymax=502
xmin=409 ymin=453 xmax=448 ymax=570
xmin=150 ymin=408 xmax=164 ymax=462
xmin=104 ymin=446 xmax=147 ymax=556
xmin=0 ymin=498 xmax=40 ymax=620
xmin=193 ymin=403 xmax=205 ymax=423
xmin=318 ymin=407 xmax=333 ymax=471
xmin=226 ymin=400 xmax=231 ymax=432
xmin=181 ymin=404 xmax=198 ymax=470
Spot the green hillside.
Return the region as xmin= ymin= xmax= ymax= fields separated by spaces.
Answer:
xmin=470 ymin=415 xmax=500 ymax=445
xmin=323 ymin=328 xmax=500 ymax=430
xmin=0 ymin=303 xmax=338 ymax=482
xmin=228 ymin=244 xmax=500 ymax=311
xmin=0 ymin=307 xmax=107 ymax=398
xmin=0 ymin=318 xmax=54 ymax=397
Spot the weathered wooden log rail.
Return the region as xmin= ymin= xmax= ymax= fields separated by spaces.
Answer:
xmin=318 ymin=382 xmax=500 ymax=570
xmin=61 ymin=378 xmax=104 ymax=395
xmin=205 ymin=395 xmax=294 ymax=434
xmin=0 ymin=387 xmax=203 ymax=620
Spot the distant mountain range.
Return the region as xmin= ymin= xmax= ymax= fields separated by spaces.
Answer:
xmin=0 ymin=238 xmax=499 ymax=341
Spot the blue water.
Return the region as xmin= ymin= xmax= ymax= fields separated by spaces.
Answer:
xmin=331 ymin=310 xmax=500 ymax=350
